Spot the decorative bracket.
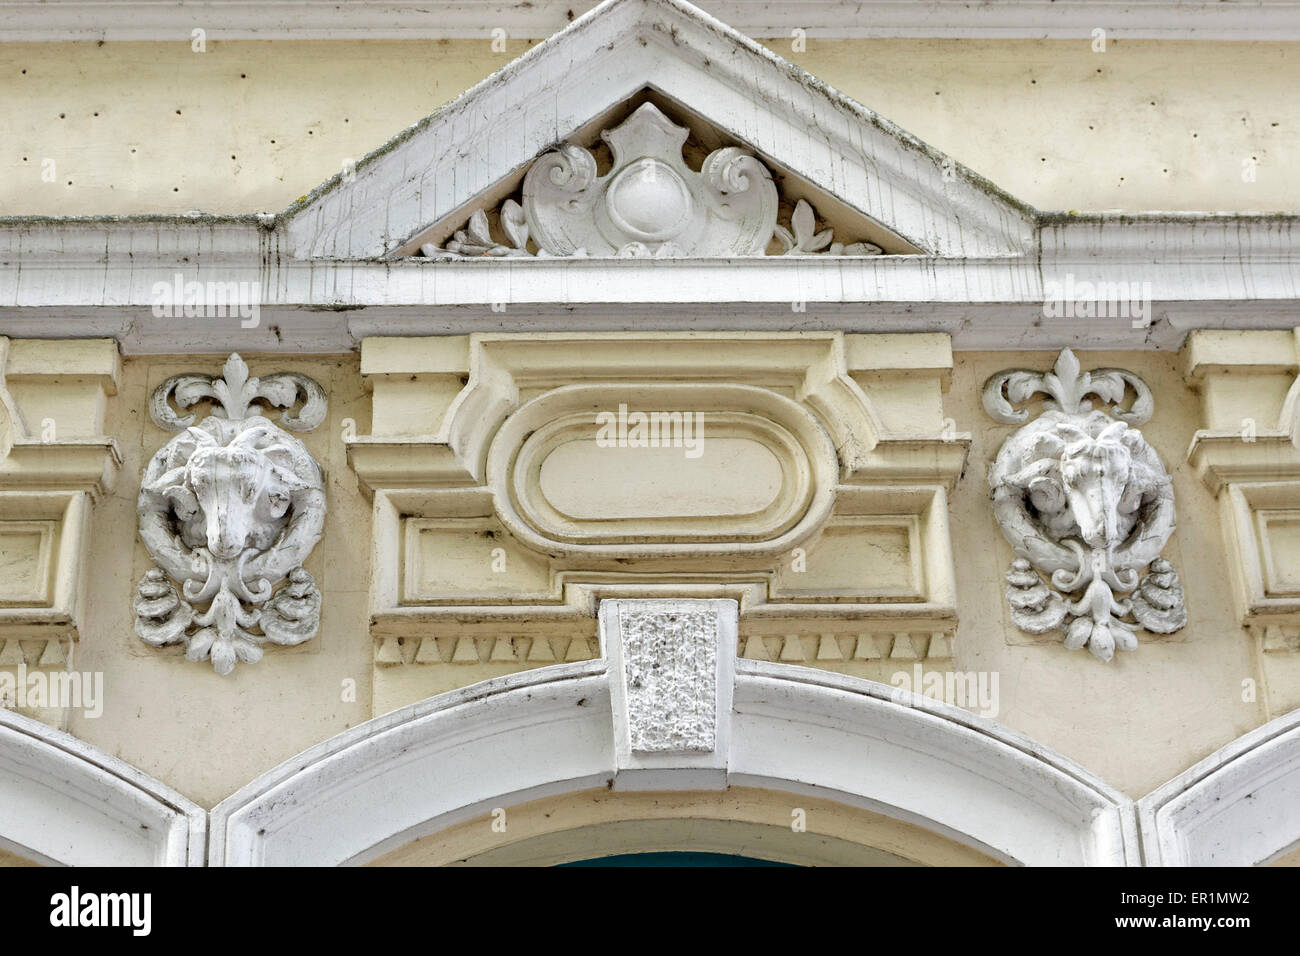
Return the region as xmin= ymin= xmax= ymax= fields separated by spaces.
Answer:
xmin=984 ymin=349 xmax=1186 ymax=662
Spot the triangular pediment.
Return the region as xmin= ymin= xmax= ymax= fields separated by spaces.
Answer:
xmin=284 ymin=0 xmax=1036 ymax=261
xmin=403 ymin=92 xmax=924 ymax=259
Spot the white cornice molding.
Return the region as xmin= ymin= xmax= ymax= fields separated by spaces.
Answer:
xmin=4 ymin=0 xmax=1300 ymax=43
xmin=0 ymin=0 xmax=1296 ymax=352
xmin=1 ymin=215 xmax=1297 ymax=352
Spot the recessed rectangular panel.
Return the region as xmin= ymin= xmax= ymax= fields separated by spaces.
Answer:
xmin=0 ymin=521 xmax=56 ymax=606
xmin=1257 ymin=510 xmax=1300 ymax=598
xmin=402 ymin=518 xmax=555 ymax=603
xmin=771 ymin=516 xmax=924 ymax=602
xmin=540 ymin=437 xmax=782 ymax=520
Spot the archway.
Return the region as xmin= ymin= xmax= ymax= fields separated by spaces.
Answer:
xmin=211 ymin=601 xmax=1139 ymax=867
xmin=366 ymin=786 xmax=1001 ymax=866
xmin=1140 ymin=709 xmax=1300 ymax=865
xmin=0 ymin=709 xmax=204 ymax=866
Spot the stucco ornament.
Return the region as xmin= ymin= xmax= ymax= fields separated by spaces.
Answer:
xmin=984 ymin=350 xmax=1186 ymax=662
xmin=618 ymin=605 xmax=718 ymax=754
xmin=135 ymin=354 xmax=327 ymax=675
xmin=420 ymin=103 xmax=882 ymax=259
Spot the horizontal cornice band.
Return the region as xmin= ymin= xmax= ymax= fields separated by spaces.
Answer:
xmin=3 ymin=1 xmax=1300 ymax=43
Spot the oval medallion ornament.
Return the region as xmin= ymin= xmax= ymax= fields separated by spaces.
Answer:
xmin=521 ymin=102 xmax=777 ymax=257
xmin=604 ymin=159 xmax=695 ymax=242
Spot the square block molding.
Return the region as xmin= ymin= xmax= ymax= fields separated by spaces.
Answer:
xmin=349 ymin=331 xmax=967 ymax=675
xmin=0 ymin=338 xmax=120 ymax=656
xmin=1186 ymin=330 xmax=1300 ymax=648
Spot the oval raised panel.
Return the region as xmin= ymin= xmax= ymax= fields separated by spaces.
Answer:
xmin=486 ymin=383 xmax=838 ymax=558
xmin=539 ymin=437 xmax=784 ymax=520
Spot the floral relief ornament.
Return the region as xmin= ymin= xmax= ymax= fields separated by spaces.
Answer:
xmin=420 ymin=103 xmax=883 ymax=259
xmin=984 ymin=350 xmax=1186 ymax=662
xmin=135 ymin=354 xmax=327 ymax=675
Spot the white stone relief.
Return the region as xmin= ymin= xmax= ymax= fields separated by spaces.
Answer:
xmin=984 ymin=350 xmax=1186 ymax=662
xmin=599 ymin=597 xmax=735 ymax=791
xmin=420 ymin=103 xmax=883 ymax=259
xmin=135 ymin=354 xmax=327 ymax=675
xmin=618 ymin=604 xmax=718 ymax=754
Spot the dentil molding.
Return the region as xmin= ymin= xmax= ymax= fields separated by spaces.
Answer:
xmin=135 ymin=354 xmax=327 ymax=675
xmin=985 ymin=349 xmax=1186 ymax=662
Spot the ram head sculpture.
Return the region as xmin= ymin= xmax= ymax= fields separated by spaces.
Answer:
xmin=135 ymin=354 xmax=327 ymax=675
xmin=985 ymin=350 xmax=1186 ymax=662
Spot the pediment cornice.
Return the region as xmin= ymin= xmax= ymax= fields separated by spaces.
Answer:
xmin=0 ymin=0 xmax=1298 ymax=352
xmin=282 ymin=0 xmax=1036 ymax=260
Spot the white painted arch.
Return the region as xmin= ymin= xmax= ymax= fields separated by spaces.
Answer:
xmin=1138 ymin=709 xmax=1300 ymax=866
xmin=12 ymin=622 xmax=1300 ymax=866
xmin=209 ymin=649 xmax=1139 ymax=866
xmin=0 ymin=709 xmax=205 ymax=866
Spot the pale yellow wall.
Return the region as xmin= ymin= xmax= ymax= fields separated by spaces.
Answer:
xmin=36 ymin=345 xmax=1274 ymax=808
xmin=950 ymin=350 xmax=1264 ymax=799
xmin=1271 ymin=842 xmax=1300 ymax=866
xmin=64 ymin=353 xmax=374 ymax=809
xmin=2 ymin=23 xmax=1298 ymax=855
xmin=1 ymin=38 xmax=1295 ymax=217
xmin=368 ymin=786 xmax=1001 ymax=866
xmin=0 ymin=844 xmax=39 ymax=866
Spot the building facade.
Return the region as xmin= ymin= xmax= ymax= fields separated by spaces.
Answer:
xmin=1 ymin=0 xmax=1299 ymax=866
